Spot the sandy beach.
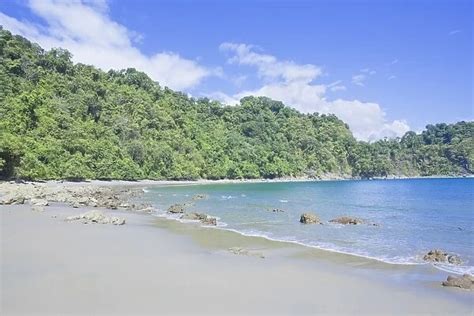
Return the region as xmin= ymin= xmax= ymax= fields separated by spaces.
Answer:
xmin=1 ymin=181 xmax=472 ymax=315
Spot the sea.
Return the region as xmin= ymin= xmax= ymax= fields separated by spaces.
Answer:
xmin=143 ymin=178 xmax=473 ymax=275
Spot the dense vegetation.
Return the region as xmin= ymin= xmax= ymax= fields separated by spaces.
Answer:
xmin=0 ymin=28 xmax=472 ymax=180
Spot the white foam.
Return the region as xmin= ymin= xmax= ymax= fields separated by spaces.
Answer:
xmin=279 ymin=200 xmax=288 ymax=203
xmin=210 ymin=227 xmax=427 ymax=267
xmin=432 ymin=263 xmax=474 ymax=275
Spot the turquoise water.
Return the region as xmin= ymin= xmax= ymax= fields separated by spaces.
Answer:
xmin=144 ymin=178 xmax=474 ymax=274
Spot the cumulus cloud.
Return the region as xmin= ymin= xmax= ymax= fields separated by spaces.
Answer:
xmin=214 ymin=43 xmax=410 ymax=141
xmin=0 ymin=0 xmax=212 ymax=90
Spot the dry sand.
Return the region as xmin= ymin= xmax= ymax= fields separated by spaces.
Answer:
xmin=0 ymin=183 xmax=473 ymax=315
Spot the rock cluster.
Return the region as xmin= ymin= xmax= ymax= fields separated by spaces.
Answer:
xmin=0 ymin=182 xmax=151 ymax=213
xmin=423 ymin=249 xmax=462 ymax=265
xmin=329 ymin=216 xmax=364 ymax=225
xmin=181 ymin=212 xmax=217 ymax=226
xmin=442 ymin=274 xmax=473 ymax=290
xmin=66 ymin=210 xmax=126 ymax=225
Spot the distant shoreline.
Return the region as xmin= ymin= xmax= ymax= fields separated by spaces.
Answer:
xmin=1 ymin=174 xmax=472 ymax=187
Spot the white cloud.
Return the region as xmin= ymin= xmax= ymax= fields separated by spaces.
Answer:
xmin=0 ymin=0 xmax=212 ymax=90
xmin=388 ymin=75 xmax=397 ymax=80
xmin=214 ymin=43 xmax=410 ymax=141
xmin=220 ymin=42 xmax=322 ymax=84
xmin=449 ymin=29 xmax=461 ymax=36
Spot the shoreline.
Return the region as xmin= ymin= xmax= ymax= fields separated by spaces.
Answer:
xmin=151 ymin=192 xmax=474 ymax=277
xmin=1 ymin=173 xmax=472 ymax=188
xmin=1 ymin=180 xmax=473 ymax=314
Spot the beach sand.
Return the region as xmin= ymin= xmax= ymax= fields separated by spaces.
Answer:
xmin=1 ymin=182 xmax=473 ymax=315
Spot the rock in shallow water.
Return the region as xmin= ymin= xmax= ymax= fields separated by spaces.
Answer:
xmin=167 ymin=203 xmax=186 ymax=214
xmin=423 ymin=249 xmax=462 ymax=265
xmin=442 ymin=274 xmax=473 ymax=290
xmin=181 ymin=212 xmax=217 ymax=226
xmin=329 ymin=216 xmax=364 ymax=225
xmin=299 ymin=213 xmax=321 ymax=224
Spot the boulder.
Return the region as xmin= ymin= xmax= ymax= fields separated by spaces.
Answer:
xmin=0 ymin=194 xmax=25 ymax=205
xmin=329 ymin=216 xmax=363 ymax=225
xmin=300 ymin=213 xmax=321 ymax=224
xmin=30 ymin=198 xmax=49 ymax=207
xmin=423 ymin=249 xmax=462 ymax=265
xmin=66 ymin=210 xmax=125 ymax=225
xmin=167 ymin=203 xmax=186 ymax=214
xmin=442 ymin=274 xmax=473 ymax=290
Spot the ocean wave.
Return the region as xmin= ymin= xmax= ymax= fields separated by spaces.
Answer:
xmin=279 ymin=200 xmax=288 ymax=203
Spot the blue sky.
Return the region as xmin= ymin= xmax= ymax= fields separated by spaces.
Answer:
xmin=0 ymin=0 xmax=472 ymax=140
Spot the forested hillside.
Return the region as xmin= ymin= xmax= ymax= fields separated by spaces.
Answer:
xmin=0 ymin=28 xmax=472 ymax=180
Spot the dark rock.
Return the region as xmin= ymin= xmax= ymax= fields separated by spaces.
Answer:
xmin=300 ymin=213 xmax=321 ymax=224
xmin=329 ymin=216 xmax=364 ymax=225
xmin=423 ymin=249 xmax=462 ymax=265
xmin=442 ymin=274 xmax=473 ymax=290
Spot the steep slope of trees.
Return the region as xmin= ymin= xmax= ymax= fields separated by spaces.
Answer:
xmin=0 ymin=28 xmax=472 ymax=180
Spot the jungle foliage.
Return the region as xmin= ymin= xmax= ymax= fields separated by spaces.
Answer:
xmin=1 ymin=28 xmax=472 ymax=180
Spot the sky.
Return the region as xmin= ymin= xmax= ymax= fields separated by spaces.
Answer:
xmin=0 ymin=0 xmax=472 ymax=141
